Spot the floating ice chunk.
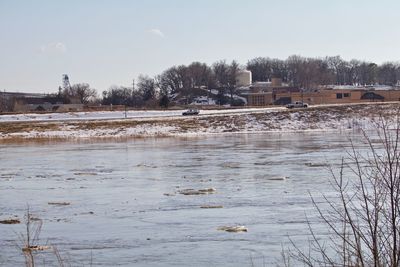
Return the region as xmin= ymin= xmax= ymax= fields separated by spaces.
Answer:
xmin=217 ymin=225 xmax=248 ymax=232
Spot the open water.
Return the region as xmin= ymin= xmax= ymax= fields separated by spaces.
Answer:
xmin=0 ymin=132 xmax=365 ymax=266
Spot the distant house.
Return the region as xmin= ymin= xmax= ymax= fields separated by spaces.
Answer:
xmin=192 ymin=96 xmax=216 ymax=105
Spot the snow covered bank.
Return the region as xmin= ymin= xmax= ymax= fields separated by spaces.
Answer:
xmin=0 ymin=107 xmax=284 ymax=123
xmin=0 ymin=103 xmax=398 ymax=141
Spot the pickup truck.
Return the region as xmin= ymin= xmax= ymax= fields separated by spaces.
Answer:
xmin=286 ymin=101 xmax=308 ymax=109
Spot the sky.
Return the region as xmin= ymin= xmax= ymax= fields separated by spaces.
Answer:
xmin=1 ymin=0 xmax=400 ymax=93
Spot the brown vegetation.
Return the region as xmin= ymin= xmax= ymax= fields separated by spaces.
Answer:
xmin=0 ymin=218 xmax=21 ymax=224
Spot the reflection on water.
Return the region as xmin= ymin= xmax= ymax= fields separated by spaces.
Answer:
xmin=0 ymin=132 xmax=364 ymax=266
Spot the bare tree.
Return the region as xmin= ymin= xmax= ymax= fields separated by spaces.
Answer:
xmin=102 ymin=86 xmax=134 ymax=106
xmin=212 ymin=60 xmax=230 ymax=105
xmin=246 ymin=57 xmax=273 ymax=82
xmin=159 ymin=66 xmax=185 ymax=95
xmin=137 ymin=75 xmax=156 ymax=103
xmin=0 ymin=92 xmax=16 ymax=112
xmin=286 ymin=55 xmax=304 ymax=87
xmin=64 ymin=83 xmax=97 ymax=104
xmin=187 ymin=62 xmax=211 ymax=89
xmin=379 ymin=63 xmax=400 ymax=86
xmin=17 ymin=207 xmax=44 ymax=267
xmin=289 ymin=113 xmax=400 ymax=266
xmin=213 ymin=60 xmax=230 ymax=88
xmin=326 ymin=56 xmax=351 ymax=85
xmin=247 ymin=57 xmax=288 ymax=82
xmin=228 ymin=60 xmax=240 ymax=103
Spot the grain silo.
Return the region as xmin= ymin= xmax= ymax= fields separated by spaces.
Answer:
xmin=236 ymin=70 xmax=252 ymax=87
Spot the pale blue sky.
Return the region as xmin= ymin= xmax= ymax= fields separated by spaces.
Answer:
xmin=1 ymin=0 xmax=399 ymax=93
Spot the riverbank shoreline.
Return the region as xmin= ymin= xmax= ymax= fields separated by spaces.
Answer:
xmin=1 ymin=103 xmax=399 ymax=142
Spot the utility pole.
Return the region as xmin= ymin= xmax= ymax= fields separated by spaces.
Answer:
xmin=0 ymin=90 xmax=3 ymax=113
xmin=132 ymin=78 xmax=136 ymax=108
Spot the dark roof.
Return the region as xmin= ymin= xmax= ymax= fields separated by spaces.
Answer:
xmin=17 ymin=96 xmax=66 ymax=104
xmin=361 ymin=92 xmax=384 ymax=100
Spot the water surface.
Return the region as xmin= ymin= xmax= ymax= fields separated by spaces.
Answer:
xmin=0 ymin=132 xmax=362 ymax=266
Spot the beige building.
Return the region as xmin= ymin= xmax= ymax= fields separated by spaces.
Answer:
xmin=7 ymin=92 xmax=84 ymax=112
xmin=247 ymin=88 xmax=400 ymax=106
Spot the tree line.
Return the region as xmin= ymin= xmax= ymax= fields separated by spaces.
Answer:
xmin=100 ymin=60 xmax=242 ymax=107
xmin=59 ymin=55 xmax=400 ymax=107
xmin=248 ymin=55 xmax=400 ymax=89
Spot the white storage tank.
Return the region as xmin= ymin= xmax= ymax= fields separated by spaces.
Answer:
xmin=236 ymin=70 xmax=252 ymax=87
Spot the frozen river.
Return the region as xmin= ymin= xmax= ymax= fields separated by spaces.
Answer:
xmin=0 ymin=132 xmax=364 ymax=266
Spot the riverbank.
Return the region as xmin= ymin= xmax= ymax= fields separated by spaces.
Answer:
xmin=0 ymin=103 xmax=399 ymax=141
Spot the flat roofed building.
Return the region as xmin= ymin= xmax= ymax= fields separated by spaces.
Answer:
xmin=247 ymin=87 xmax=400 ymax=106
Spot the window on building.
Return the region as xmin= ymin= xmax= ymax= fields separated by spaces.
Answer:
xmin=336 ymin=93 xmax=343 ymax=99
xmin=260 ymin=96 xmax=265 ymax=105
xmin=343 ymin=93 xmax=350 ymax=97
xmin=252 ymin=95 xmax=265 ymax=106
xmin=255 ymin=96 xmax=265 ymax=106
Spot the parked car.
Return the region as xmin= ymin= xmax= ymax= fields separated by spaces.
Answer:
xmin=182 ymin=108 xmax=200 ymax=116
xmin=286 ymin=101 xmax=308 ymax=109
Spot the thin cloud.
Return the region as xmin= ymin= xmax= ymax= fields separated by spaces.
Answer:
xmin=148 ymin=29 xmax=165 ymax=38
xmin=39 ymin=42 xmax=67 ymax=54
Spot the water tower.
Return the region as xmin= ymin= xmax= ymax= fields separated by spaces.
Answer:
xmin=236 ymin=70 xmax=252 ymax=87
xmin=62 ymin=74 xmax=71 ymax=90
